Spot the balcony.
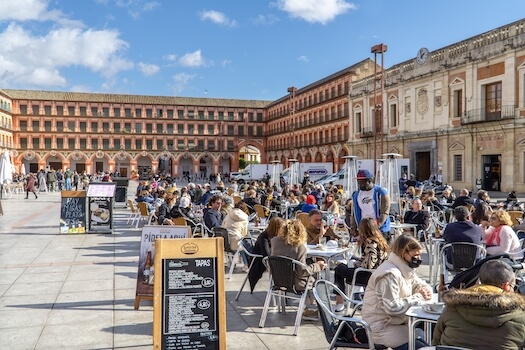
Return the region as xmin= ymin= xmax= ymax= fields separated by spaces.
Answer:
xmin=359 ymin=127 xmax=375 ymax=138
xmin=463 ymin=105 xmax=516 ymax=124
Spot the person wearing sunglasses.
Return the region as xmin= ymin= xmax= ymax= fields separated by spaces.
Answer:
xmin=481 ymin=210 xmax=523 ymax=259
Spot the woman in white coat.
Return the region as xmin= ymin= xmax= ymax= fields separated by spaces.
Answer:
xmin=361 ymin=234 xmax=432 ymax=350
xmin=222 ymin=200 xmax=250 ymax=270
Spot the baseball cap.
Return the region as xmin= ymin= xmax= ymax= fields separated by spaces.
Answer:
xmin=356 ymin=169 xmax=373 ymax=180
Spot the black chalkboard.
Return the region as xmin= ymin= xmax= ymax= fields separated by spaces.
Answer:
xmin=60 ymin=191 xmax=87 ymax=234
xmin=161 ymin=257 xmax=219 ymax=350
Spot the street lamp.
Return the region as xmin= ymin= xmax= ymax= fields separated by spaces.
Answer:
xmin=371 ymin=43 xmax=387 ymax=176
xmin=287 ymin=86 xmax=297 ymax=152
xmin=382 ymin=152 xmax=403 ymax=215
xmin=342 ymin=155 xmax=358 ymax=200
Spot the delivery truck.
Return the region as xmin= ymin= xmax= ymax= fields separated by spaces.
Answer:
xmin=236 ymin=164 xmax=283 ymax=184
xmin=281 ymin=162 xmax=333 ymax=184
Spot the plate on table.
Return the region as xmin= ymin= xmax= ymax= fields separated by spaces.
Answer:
xmin=422 ymin=302 xmax=444 ymax=314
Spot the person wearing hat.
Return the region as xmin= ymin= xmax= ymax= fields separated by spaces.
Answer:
xmin=349 ymin=169 xmax=391 ymax=240
xmin=301 ymin=194 xmax=318 ymax=214
xmin=442 ymin=205 xmax=482 ymax=244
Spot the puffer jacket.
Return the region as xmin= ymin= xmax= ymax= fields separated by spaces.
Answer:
xmin=432 ymin=286 xmax=525 ymax=350
xmin=361 ymin=253 xmax=431 ymax=348
xmin=222 ymin=208 xmax=248 ymax=250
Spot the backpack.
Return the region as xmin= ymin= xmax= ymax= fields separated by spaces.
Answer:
xmin=339 ymin=321 xmax=368 ymax=344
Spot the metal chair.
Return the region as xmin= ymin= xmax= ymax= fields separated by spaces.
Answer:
xmin=258 ymin=255 xmax=316 ymax=336
xmin=440 ymin=242 xmax=487 ymax=283
xmin=212 ymin=227 xmax=238 ymax=274
xmin=234 ymin=236 xmax=263 ymax=300
xmin=313 ymin=279 xmax=386 ymax=350
xmin=345 ymin=267 xmax=374 ymax=317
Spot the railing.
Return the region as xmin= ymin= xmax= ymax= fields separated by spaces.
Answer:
xmin=463 ymin=105 xmax=516 ymax=124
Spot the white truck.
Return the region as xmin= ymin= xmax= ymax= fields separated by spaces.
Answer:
xmin=282 ymin=162 xmax=333 ymax=184
xmin=236 ymin=164 xmax=282 ymax=184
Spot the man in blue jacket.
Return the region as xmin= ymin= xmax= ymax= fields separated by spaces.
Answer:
xmin=349 ymin=169 xmax=391 ymax=240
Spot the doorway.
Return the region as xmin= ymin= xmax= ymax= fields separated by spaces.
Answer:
xmin=482 ymin=155 xmax=501 ymax=191
xmin=415 ymin=152 xmax=431 ymax=181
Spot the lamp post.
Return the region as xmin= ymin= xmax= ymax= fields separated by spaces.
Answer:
xmin=371 ymin=43 xmax=387 ymax=176
xmin=287 ymin=86 xmax=297 ymax=153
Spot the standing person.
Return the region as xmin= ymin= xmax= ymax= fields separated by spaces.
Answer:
xmin=56 ymin=169 xmax=64 ymax=190
xmin=333 ymin=218 xmax=390 ymax=312
xmin=25 ymin=173 xmax=38 ymax=199
xmin=362 ymin=234 xmax=432 ymax=349
xmin=38 ymin=169 xmax=47 ymax=192
xmin=47 ymin=168 xmax=57 ymax=192
xmin=64 ymin=168 xmax=73 ymax=190
xmin=271 ymin=219 xmax=326 ymax=320
xmin=432 ymin=260 xmax=525 ymax=350
xmin=72 ymin=171 xmax=80 ymax=191
xmin=349 ymin=169 xmax=391 ymax=240
xmin=301 ymin=171 xmax=310 ymax=187
xmin=398 ymin=173 xmax=408 ymax=193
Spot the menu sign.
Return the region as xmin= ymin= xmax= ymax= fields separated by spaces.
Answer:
xmin=87 ymin=182 xmax=116 ymax=197
xmin=162 ymin=258 xmax=218 ymax=349
xmin=153 ymin=238 xmax=226 ymax=350
xmin=60 ymin=191 xmax=87 ymax=234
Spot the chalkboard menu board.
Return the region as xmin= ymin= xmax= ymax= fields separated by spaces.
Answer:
xmin=153 ymin=238 xmax=226 ymax=350
xmin=60 ymin=191 xmax=87 ymax=234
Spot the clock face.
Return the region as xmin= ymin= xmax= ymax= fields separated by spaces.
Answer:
xmin=416 ymin=48 xmax=429 ymax=65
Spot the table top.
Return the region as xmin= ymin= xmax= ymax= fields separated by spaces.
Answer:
xmin=391 ymin=223 xmax=418 ymax=229
xmin=306 ymin=245 xmax=354 ymax=258
xmin=406 ymin=305 xmax=442 ymax=321
xmin=248 ymin=222 xmax=268 ymax=231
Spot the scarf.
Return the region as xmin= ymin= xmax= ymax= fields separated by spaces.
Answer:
xmin=486 ymin=225 xmax=502 ymax=247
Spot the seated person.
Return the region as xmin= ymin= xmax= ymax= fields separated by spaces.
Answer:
xmin=403 ymin=198 xmax=431 ymax=239
xmin=333 ymin=218 xmax=389 ymax=312
xmin=320 ymin=193 xmax=340 ymax=217
xmin=433 ymin=260 xmax=525 ymax=349
xmin=243 ymin=189 xmax=259 ymax=214
xmin=203 ymin=195 xmax=223 ymax=230
xmin=304 ymin=209 xmax=337 ymax=244
xmin=481 ymin=210 xmax=523 ymax=259
xmin=362 ymin=234 xmax=432 ymax=349
xmin=450 ymin=188 xmax=474 ymax=209
xmin=248 ymin=217 xmax=285 ymax=292
xmin=135 ymin=189 xmax=155 ymax=212
xmin=300 ymin=194 xmax=318 ymax=214
xmin=271 ymin=219 xmax=326 ymax=320
xmin=442 ymin=206 xmax=482 ymax=244
xmin=157 ymin=194 xmax=179 ymax=225
xmin=440 ymin=187 xmax=456 ymax=205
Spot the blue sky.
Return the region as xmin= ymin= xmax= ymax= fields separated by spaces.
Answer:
xmin=1 ymin=0 xmax=524 ymax=101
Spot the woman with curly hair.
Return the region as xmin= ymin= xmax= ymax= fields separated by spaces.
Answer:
xmin=481 ymin=209 xmax=523 ymax=259
xmin=271 ymin=219 xmax=326 ymax=291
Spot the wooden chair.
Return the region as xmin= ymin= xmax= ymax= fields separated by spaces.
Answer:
xmin=172 ymin=217 xmax=187 ymax=226
xmin=227 ymin=188 xmax=235 ymax=196
xmin=136 ymin=202 xmax=156 ymax=228
xmin=233 ymin=195 xmax=242 ymax=204
xmin=297 ymin=212 xmax=310 ymax=228
xmin=507 ymin=210 xmax=523 ymax=226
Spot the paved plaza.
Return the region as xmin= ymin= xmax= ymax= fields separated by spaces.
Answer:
xmin=0 ymin=182 xmax=433 ymax=350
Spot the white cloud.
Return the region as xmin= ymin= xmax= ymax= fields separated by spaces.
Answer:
xmin=163 ymin=54 xmax=178 ymax=62
xmin=252 ymin=14 xmax=279 ymax=25
xmin=138 ymin=62 xmax=160 ymax=76
xmin=199 ymin=10 xmax=237 ymax=27
xmin=298 ymin=55 xmax=309 ymax=62
xmin=220 ymin=59 xmax=232 ymax=68
xmin=170 ymin=73 xmax=196 ymax=95
xmin=114 ymin=0 xmax=161 ymax=19
xmin=0 ymin=22 xmax=133 ymax=87
xmin=275 ymin=0 xmax=356 ymax=24
xmin=0 ymin=0 xmax=83 ymax=27
xmin=179 ymin=50 xmax=206 ymax=68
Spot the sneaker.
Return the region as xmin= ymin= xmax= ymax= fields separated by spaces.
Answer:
xmin=302 ymin=308 xmax=319 ymax=321
xmin=334 ymin=303 xmax=346 ymax=313
xmin=241 ymin=265 xmax=249 ymax=273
